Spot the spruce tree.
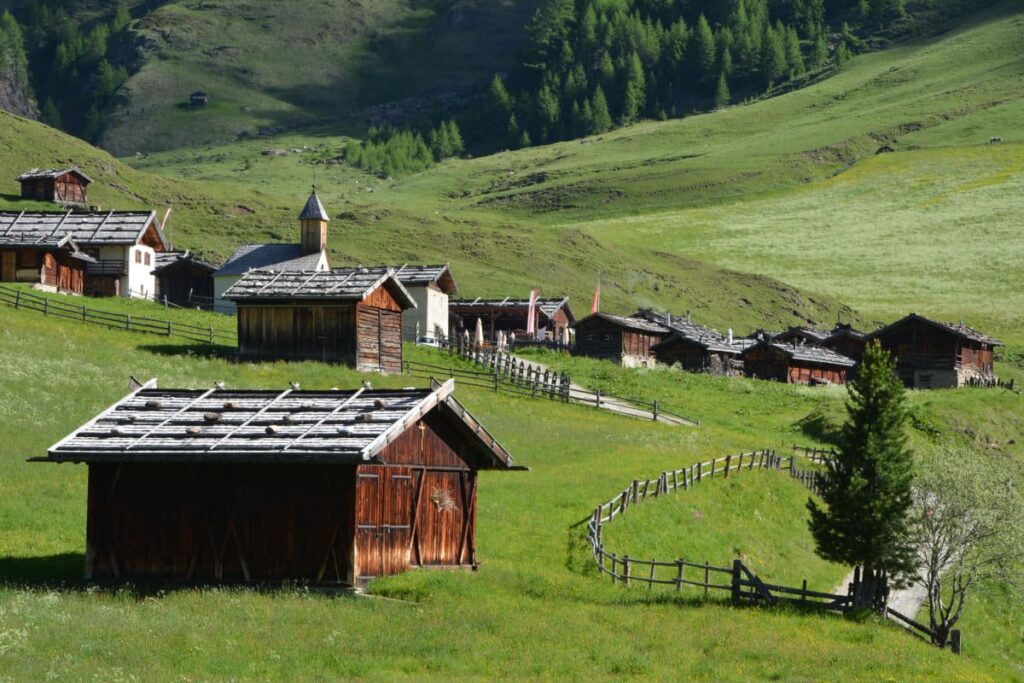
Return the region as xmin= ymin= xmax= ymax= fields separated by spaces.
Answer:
xmin=690 ymin=14 xmax=716 ymax=82
xmin=620 ymin=52 xmax=645 ymax=123
xmin=808 ymin=341 xmax=916 ymax=608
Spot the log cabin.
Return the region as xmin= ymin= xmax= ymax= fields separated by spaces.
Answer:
xmin=213 ymin=189 xmax=331 ymax=314
xmin=742 ymin=340 xmax=856 ymax=385
xmin=16 ymin=168 xmax=91 ymax=206
xmin=448 ymin=297 xmax=575 ymax=344
xmin=572 ymin=312 xmax=669 ymax=368
xmin=821 ymin=324 xmax=868 ymax=363
xmin=224 ymin=268 xmax=416 ymax=373
xmin=634 ymin=309 xmax=748 ymax=375
xmin=866 ymin=313 xmax=1001 ymax=388
xmin=152 ymin=251 xmax=217 ymax=308
xmin=0 ymin=211 xmax=168 ymax=298
xmin=39 ymin=379 xmax=515 ymax=586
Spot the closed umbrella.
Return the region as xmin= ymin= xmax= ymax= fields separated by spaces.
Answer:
xmin=475 ymin=317 xmax=484 ymax=346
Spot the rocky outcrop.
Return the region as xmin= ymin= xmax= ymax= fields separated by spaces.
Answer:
xmin=0 ymin=60 xmax=37 ymax=119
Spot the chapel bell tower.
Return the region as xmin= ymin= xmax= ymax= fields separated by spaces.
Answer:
xmin=299 ymin=187 xmax=329 ymax=254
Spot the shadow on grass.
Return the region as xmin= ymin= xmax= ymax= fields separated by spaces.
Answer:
xmin=139 ymin=343 xmax=238 ymax=361
xmin=0 ymin=553 xmax=357 ymax=598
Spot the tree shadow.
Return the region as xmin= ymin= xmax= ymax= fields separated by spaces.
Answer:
xmin=139 ymin=343 xmax=238 ymax=361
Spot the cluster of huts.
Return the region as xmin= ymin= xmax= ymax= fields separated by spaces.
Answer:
xmin=1 ymin=167 xmax=1003 ymax=391
xmin=7 ymin=164 xmax=1008 ymax=592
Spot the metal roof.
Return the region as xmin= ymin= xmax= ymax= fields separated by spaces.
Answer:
xmin=298 ymin=190 xmax=329 ymax=222
xmin=746 ymin=340 xmax=857 ymax=367
xmin=867 ymin=313 xmax=1001 ymax=346
xmin=576 ymin=312 xmax=670 ymax=334
xmin=215 ymin=244 xmax=324 ymax=276
xmin=44 ymin=379 xmax=513 ymax=468
xmin=449 ymin=296 xmax=574 ymax=322
xmin=16 ymin=168 xmax=93 ymax=184
xmin=222 ymin=267 xmax=417 ymax=308
xmin=390 ymin=264 xmax=459 ymax=295
xmin=0 ymin=211 xmax=163 ymax=248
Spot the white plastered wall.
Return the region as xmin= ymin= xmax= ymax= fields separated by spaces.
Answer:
xmin=403 ymin=285 xmax=449 ymax=341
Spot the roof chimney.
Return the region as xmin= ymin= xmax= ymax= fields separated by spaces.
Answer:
xmin=299 ymin=187 xmax=329 ymax=255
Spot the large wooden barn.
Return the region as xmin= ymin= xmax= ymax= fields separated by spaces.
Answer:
xmin=572 ymin=313 xmax=669 ymax=368
xmin=16 ymin=168 xmax=92 ymax=205
xmin=742 ymin=340 xmax=856 ymax=385
xmin=867 ymin=313 xmax=1001 ymax=388
xmin=224 ymin=268 xmax=416 ymax=373
xmin=448 ymin=297 xmax=575 ymax=344
xmin=821 ymin=324 xmax=868 ymax=363
xmin=40 ymin=379 xmax=514 ymax=586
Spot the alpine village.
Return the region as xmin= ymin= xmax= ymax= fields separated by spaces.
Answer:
xmin=0 ymin=1 xmax=1021 ymax=681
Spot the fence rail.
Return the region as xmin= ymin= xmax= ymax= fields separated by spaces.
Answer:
xmin=578 ymin=445 xmax=959 ymax=653
xmin=0 ymin=285 xmax=237 ymax=346
xmin=441 ymin=337 xmax=699 ymax=426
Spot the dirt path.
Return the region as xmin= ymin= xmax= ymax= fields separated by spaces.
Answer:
xmin=508 ymin=353 xmax=697 ymax=427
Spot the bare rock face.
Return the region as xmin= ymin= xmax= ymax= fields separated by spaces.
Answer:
xmin=0 ymin=61 xmax=38 ymax=120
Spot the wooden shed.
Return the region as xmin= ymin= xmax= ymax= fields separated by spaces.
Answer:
xmin=190 ymin=91 xmax=209 ymax=106
xmin=742 ymin=340 xmax=856 ymax=385
xmin=821 ymin=324 xmax=868 ymax=363
xmin=152 ymin=251 xmax=217 ymax=308
xmin=224 ymin=268 xmax=416 ymax=373
xmin=867 ymin=313 xmax=1001 ymax=388
xmin=16 ymin=168 xmax=92 ymax=205
xmin=0 ymin=230 xmax=94 ymax=294
xmin=448 ymin=297 xmax=574 ymax=344
xmin=572 ymin=313 xmax=669 ymax=368
xmin=39 ymin=379 xmax=515 ymax=586
xmin=653 ymin=331 xmax=746 ymax=375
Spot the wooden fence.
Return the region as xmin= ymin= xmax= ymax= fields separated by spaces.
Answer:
xmin=0 ymin=285 xmax=237 ymax=346
xmin=579 ymin=446 xmax=960 ymax=652
xmin=442 ymin=337 xmax=700 ymax=426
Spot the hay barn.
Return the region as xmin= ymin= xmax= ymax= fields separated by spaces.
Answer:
xmin=224 ymin=268 xmax=416 ymax=372
xmin=40 ymin=379 xmax=514 ymax=586
xmin=867 ymin=313 xmax=1001 ymax=388
xmin=742 ymin=340 xmax=855 ymax=385
xmin=153 ymin=251 xmax=217 ymax=308
xmin=572 ymin=313 xmax=669 ymax=368
xmin=16 ymin=168 xmax=91 ymax=205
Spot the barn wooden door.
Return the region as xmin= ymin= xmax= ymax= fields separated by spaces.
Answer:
xmin=1 ymin=252 xmax=14 ymax=281
xmin=355 ymin=466 xmax=416 ymax=580
xmin=42 ymin=253 xmax=57 ymax=286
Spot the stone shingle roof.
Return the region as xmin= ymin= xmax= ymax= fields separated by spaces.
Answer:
xmin=0 ymin=211 xmax=163 ymax=248
xmin=746 ymin=340 xmax=857 ymax=367
xmin=868 ymin=313 xmax=1001 ymax=347
xmin=577 ymin=312 xmax=670 ymax=334
xmin=298 ymin=191 xmax=329 ymax=221
xmin=215 ymin=244 xmax=324 ymax=276
xmin=390 ymin=264 xmax=458 ymax=295
xmin=152 ymin=250 xmax=218 ymax=274
xmin=449 ymin=296 xmax=574 ymax=322
xmin=45 ymin=379 xmax=513 ymax=467
xmin=223 ymin=267 xmax=417 ymax=308
xmin=16 ymin=168 xmax=93 ymax=184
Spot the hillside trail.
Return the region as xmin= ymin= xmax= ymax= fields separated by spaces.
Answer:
xmin=505 ymin=352 xmax=696 ymax=427
xmin=834 ymin=569 xmax=929 ymax=626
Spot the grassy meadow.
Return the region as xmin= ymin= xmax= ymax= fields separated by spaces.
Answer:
xmin=0 ymin=293 xmax=1022 ymax=680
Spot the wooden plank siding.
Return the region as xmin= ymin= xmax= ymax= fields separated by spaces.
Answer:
xmin=85 ymin=463 xmax=357 ymax=585
xmin=743 ymin=345 xmax=848 ymax=385
xmin=0 ymin=248 xmax=85 ymax=294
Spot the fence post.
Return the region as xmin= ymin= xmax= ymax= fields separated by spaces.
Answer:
xmin=731 ymin=559 xmax=742 ymax=604
xmin=125 ymin=313 xmax=130 ymax=330
xmin=704 ymin=562 xmax=710 ymax=598
xmin=710 ymin=458 xmax=716 ymax=478
xmin=631 ymin=480 xmax=639 ymax=503
xmin=652 ymin=400 xmax=659 ymax=422
xmin=725 ymin=455 xmax=732 ymax=478
xmin=951 ymin=630 xmax=962 ymax=655
xmin=675 ymin=560 xmax=684 ymax=591
xmin=166 ymin=320 xmax=172 ymax=336
xmin=610 ymin=554 xmax=617 ymax=584
xmin=209 ymin=324 xmax=214 ymax=344
xmin=82 ymin=304 xmax=87 ymax=322
xmin=697 ymin=461 xmax=702 ymax=481
xmin=43 ymin=297 xmax=49 ymax=316
xmin=623 ymin=556 xmax=631 ymax=585
xmin=14 ymin=289 xmax=20 ymax=309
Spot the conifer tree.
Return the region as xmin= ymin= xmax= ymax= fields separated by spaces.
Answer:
xmin=620 ymin=52 xmax=646 ymax=123
xmin=808 ymin=341 xmax=916 ymax=608
xmin=690 ymin=14 xmax=716 ymax=82
xmin=714 ymin=71 xmax=730 ymax=108
xmin=590 ymin=85 xmax=612 ymax=133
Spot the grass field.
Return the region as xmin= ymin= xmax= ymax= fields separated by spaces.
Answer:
xmin=0 ymin=296 xmax=1021 ymax=680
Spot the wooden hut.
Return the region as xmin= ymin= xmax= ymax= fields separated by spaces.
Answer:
xmin=224 ymin=268 xmax=416 ymax=373
xmin=632 ymin=309 xmax=747 ymax=375
xmin=152 ymin=251 xmax=217 ymax=308
xmin=190 ymin=91 xmax=209 ymax=106
xmin=448 ymin=297 xmax=574 ymax=344
xmin=742 ymin=340 xmax=855 ymax=385
xmin=867 ymin=313 xmax=1001 ymax=388
xmin=0 ymin=232 xmax=93 ymax=294
xmin=16 ymin=168 xmax=92 ymax=205
xmin=38 ymin=379 xmax=515 ymax=586
xmin=572 ymin=313 xmax=669 ymax=368
xmin=821 ymin=324 xmax=868 ymax=363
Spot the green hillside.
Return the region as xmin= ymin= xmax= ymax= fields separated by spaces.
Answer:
xmin=0 ymin=297 xmax=1019 ymax=680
